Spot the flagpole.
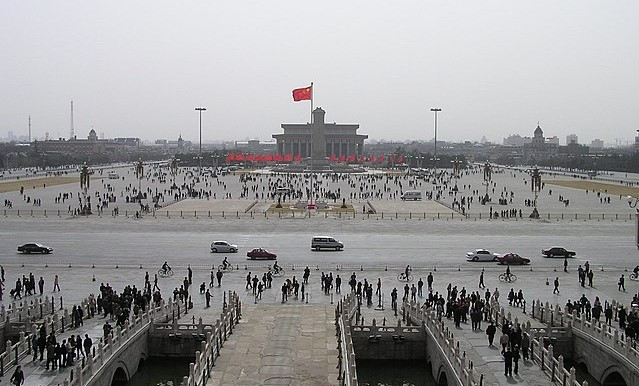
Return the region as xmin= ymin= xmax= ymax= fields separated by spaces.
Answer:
xmin=310 ymin=82 xmax=314 ymax=123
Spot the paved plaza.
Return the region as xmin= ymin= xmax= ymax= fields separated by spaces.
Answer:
xmin=1 ymin=164 xmax=638 ymax=385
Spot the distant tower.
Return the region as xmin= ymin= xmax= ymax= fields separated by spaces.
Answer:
xmin=70 ymin=100 xmax=75 ymax=139
xmin=28 ymin=115 xmax=31 ymax=143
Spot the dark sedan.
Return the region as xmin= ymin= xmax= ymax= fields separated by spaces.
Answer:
xmin=17 ymin=243 xmax=53 ymax=254
xmin=542 ymin=247 xmax=576 ymax=258
xmin=246 ymin=248 xmax=277 ymax=260
xmin=497 ymin=253 xmax=530 ymax=265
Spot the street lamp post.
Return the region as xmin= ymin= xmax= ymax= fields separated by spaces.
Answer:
xmin=627 ymin=196 xmax=639 ymax=249
xmin=430 ymin=108 xmax=441 ymax=184
xmin=195 ymin=107 xmax=207 ymax=174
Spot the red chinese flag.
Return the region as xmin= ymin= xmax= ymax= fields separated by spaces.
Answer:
xmin=388 ymin=154 xmax=394 ymax=163
xmin=329 ymin=154 xmax=336 ymax=162
xmin=348 ymin=155 xmax=355 ymax=162
xmin=264 ymin=154 xmax=273 ymax=162
xmin=226 ymin=153 xmax=234 ymax=162
xmin=274 ymin=154 xmax=283 ymax=162
xmin=284 ymin=153 xmax=293 ymax=162
xmin=369 ymin=155 xmax=375 ymax=162
xmin=377 ymin=155 xmax=385 ymax=163
xmin=255 ymin=154 xmax=264 ymax=162
xmin=292 ymin=85 xmax=312 ymax=102
xmin=247 ymin=154 xmax=255 ymax=162
xmin=294 ymin=154 xmax=302 ymax=162
xmin=397 ymin=155 xmax=404 ymax=163
xmin=359 ymin=155 xmax=366 ymax=163
xmin=235 ymin=154 xmax=244 ymax=161
xmin=338 ymin=155 xmax=346 ymax=163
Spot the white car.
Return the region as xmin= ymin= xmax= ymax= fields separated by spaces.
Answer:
xmin=466 ymin=249 xmax=500 ymax=262
xmin=210 ymin=241 xmax=238 ymax=253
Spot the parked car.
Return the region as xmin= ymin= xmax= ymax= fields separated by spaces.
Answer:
xmin=542 ymin=247 xmax=576 ymax=258
xmin=497 ymin=253 xmax=530 ymax=265
xmin=466 ymin=249 xmax=500 ymax=262
xmin=311 ymin=236 xmax=344 ymax=251
xmin=246 ymin=248 xmax=277 ymax=260
xmin=210 ymin=241 xmax=238 ymax=253
xmin=17 ymin=243 xmax=53 ymax=254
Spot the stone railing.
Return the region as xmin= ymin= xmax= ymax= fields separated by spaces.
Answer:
xmin=65 ymin=299 xmax=182 ymax=386
xmin=0 ymin=296 xmax=91 ymax=378
xmin=0 ymin=296 xmax=58 ymax=326
xmin=404 ymin=301 xmax=480 ymax=386
xmin=179 ymin=291 xmax=242 ymax=386
xmin=335 ymin=294 xmax=359 ymax=386
xmin=487 ymin=299 xmax=583 ymax=385
xmin=530 ymin=300 xmax=639 ymax=372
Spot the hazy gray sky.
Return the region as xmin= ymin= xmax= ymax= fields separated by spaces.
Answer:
xmin=2 ymin=1 xmax=638 ymax=145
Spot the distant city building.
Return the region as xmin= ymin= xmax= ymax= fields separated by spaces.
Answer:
xmin=590 ymin=139 xmax=604 ymax=149
xmin=523 ymin=124 xmax=558 ymax=160
xmin=503 ymin=134 xmax=525 ymax=147
xmin=547 ymin=136 xmax=560 ymax=145
xmin=273 ymin=108 xmax=368 ymax=157
xmin=234 ymin=139 xmax=276 ymax=153
xmin=34 ymin=130 xmax=140 ymax=155
xmin=566 ymin=134 xmax=578 ymax=145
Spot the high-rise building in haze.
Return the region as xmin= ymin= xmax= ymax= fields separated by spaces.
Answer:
xmin=566 ymin=134 xmax=578 ymax=145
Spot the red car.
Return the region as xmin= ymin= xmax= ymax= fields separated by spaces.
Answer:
xmin=497 ymin=253 xmax=530 ymax=265
xmin=246 ymin=248 xmax=277 ymax=260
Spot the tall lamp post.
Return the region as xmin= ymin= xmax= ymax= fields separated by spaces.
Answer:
xmin=430 ymin=108 xmax=441 ymax=184
xmin=195 ymin=107 xmax=207 ymax=174
xmin=627 ymin=196 xmax=639 ymax=249
xmin=530 ymin=166 xmax=542 ymax=219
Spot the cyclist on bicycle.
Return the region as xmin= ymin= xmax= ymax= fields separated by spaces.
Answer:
xmin=222 ymin=257 xmax=230 ymax=270
xmin=505 ymin=265 xmax=511 ymax=277
xmin=405 ymin=265 xmax=411 ymax=279
xmin=273 ymin=261 xmax=280 ymax=274
xmin=161 ymin=261 xmax=171 ymax=275
xmin=633 ymin=265 xmax=639 ymax=276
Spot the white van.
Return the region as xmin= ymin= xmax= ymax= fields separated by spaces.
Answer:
xmin=401 ymin=190 xmax=422 ymax=201
xmin=108 ymin=173 xmax=120 ymax=179
xmin=311 ymin=236 xmax=344 ymax=251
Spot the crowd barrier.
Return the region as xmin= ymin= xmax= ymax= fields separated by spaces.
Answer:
xmin=1 ymin=208 xmax=636 ymax=221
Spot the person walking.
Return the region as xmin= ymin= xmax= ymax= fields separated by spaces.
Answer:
xmin=486 ymin=322 xmax=496 ymax=347
xmin=504 ymin=346 xmax=513 ymax=377
xmin=618 ymin=274 xmax=625 ymax=291
xmin=53 ymin=275 xmax=60 ymax=292
xmin=521 ymin=332 xmax=530 ymax=361
xmin=512 ymin=345 xmax=520 ymax=375
xmin=216 ymin=269 xmax=223 ymax=287
xmin=38 ymin=276 xmax=45 ymax=295
xmin=553 ymin=277 xmax=560 ymax=294
xmin=499 ymin=332 xmax=509 ymax=355
xmin=83 ymin=334 xmax=93 ymax=357
xmin=205 ymin=289 xmax=211 ymax=308
xmin=479 ymin=271 xmax=485 ymax=289
xmin=563 ymin=257 xmax=568 ymax=272
xmin=10 ymin=365 xmax=24 ymax=385
xmin=188 ymin=265 xmax=193 ymax=285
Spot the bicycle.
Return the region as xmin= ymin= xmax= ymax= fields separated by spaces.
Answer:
xmin=397 ymin=272 xmax=413 ymax=282
xmin=269 ymin=267 xmax=285 ymax=277
xmin=157 ymin=268 xmax=174 ymax=278
xmin=218 ymin=264 xmax=235 ymax=272
xmin=499 ymin=273 xmax=517 ymax=283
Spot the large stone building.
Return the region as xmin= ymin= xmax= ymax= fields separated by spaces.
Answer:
xmin=523 ymin=124 xmax=558 ymax=160
xmin=272 ymin=108 xmax=368 ymax=158
xmin=34 ymin=129 xmax=139 ymax=154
